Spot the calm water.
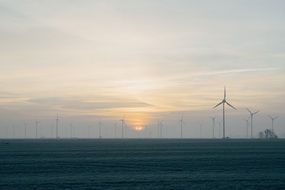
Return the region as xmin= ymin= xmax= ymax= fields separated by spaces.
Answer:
xmin=0 ymin=139 xmax=285 ymax=190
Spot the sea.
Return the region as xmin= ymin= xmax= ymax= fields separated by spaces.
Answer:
xmin=0 ymin=139 xmax=285 ymax=190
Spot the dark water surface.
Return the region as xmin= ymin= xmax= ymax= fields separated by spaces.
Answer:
xmin=0 ymin=139 xmax=285 ymax=190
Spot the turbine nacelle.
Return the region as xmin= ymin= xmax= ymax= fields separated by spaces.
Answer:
xmin=268 ymin=115 xmax=278 ymax=121
xmin=246 ymin=108 xmax=259 ymax=116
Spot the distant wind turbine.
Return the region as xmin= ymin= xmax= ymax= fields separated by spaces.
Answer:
xmin=24 ymin=122 xmax=27 ymax=138
xmin=70 ymin=123 xmax=73 ymax=138
xmin=179 ymin=116 xmax=185 ymax=138
xmin=98 ymin=120 xmax=102 ymax=139
xmin=199 ymin=124 xmax=203 ymax=138
xmin=246 ymin=108 xmax=259 ymax=139
xmin=56 ymin=114 xmax=59 ymax=139
xmin=159 ymin=120 xmax=163 ymax=138
xmin=213 ymin=87 xmax=237 ymax=139
xmin=218 ymin=121 xmax=222 ymax=138
xmin=268 ymin=115 xmax=278 ymax=133
xmin=114 ymin=122 xmax=117 ymax=138
xmin=35 ymin=121 xmax=39 ymax=139
xmin=120 ymin=117 xmax=125 ymax=138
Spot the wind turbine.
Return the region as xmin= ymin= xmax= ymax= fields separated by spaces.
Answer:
xmin=243 ymin=118 xmax=250 ymax=138
xmin=159 ymin=120 xmax=163 ymax=138
xmin=70 ymin=123 xmax=73 ymax=138
xmin=210 ymin=117 xmax=216 ymax=139
xmin=268 ymin=115 xmax=278 ymax=133
xmin=56 ymin=114 xmax=59 ymax=139
xmin=246 ymin=108 xmax=259 ymax=139
xmin=24 ymin=122 xmax=27 ymax=138
xmin=213 ymin=87 xmax=237 ymax=139
xmin=199 ymin=124 xmax=203 ymax=138
xmin=98 ymin=120 xmax=102 ymax=139
xmin=35 ymin=121 xmax=39 ymax=139
xmin=120 ymin=117 xmax=125 ymax=138
xmin=179 ymin=116 xmax=185 ymax=138
xmin=113 ymin=123 xmax=116 ymax=138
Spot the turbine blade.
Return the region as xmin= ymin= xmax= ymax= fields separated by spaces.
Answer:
xmin=213 ymin=101 xmax=223 ymax=109
xmin=253 ymin=111 xmax=259 ymax=115
xmin=246 ymin=108 xmax=252 ymax=114
xmin=226 ymin=101 xmax=237 ymax=110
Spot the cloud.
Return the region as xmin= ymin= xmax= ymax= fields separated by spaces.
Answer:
xmin=28 ymin=97 xmax=153 ymax=111
xmin=194 ymin=67 xmax=279 ymax=77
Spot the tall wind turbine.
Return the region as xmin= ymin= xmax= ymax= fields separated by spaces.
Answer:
xmin=24 ymin=122 xmax=27 ymax=138
xmin=98 ymin=120 xmax=102 ymax=139
xmin=56 ymin=114 xmax=59 ymax=139
xmin=268 ymin=115 xmax=278 ymax=133
xmin=210 ymin=117 xmax=216 ymax=139
xmin=120 ymin=117 xmax=125 ymax=138
xmin=213 ymin=87 xmax=237 ymax=139
xmin=179 ymin=116 xmax=184 ymax=139
xmin=35 ymin=121 xmax=39 ymax=139
xmin=70 ymin=123 xmax=73 ymax=138
xmin=246 ymin=108 xmax=259 ymax=139
xmin=159 ymin=120 xmax=163 ymax=138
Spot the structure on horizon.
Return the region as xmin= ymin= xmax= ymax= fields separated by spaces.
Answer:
xmin=56 ymin=114 xmax=59 ymax=139
xmin=247 ymin=108 xmax=259 ymax=139
xmin=213 ymin=87 xmax=237 ymax=139
xmin=268 ymin=115 xmax=278 ymax=133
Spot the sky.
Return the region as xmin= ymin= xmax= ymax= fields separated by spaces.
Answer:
xmin=0 ymin=0 xmax=285 ymax=138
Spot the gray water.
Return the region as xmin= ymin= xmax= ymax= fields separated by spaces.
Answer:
xmin=0 ymin=139 xmax=285 ymax=190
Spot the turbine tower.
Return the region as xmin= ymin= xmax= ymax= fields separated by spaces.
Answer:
xmin=56 ymin=114 xmax=59 ymax=139
xmin=24 ymin=122 xmax=27 ymax=138
xmin=120 ymin=118 xmax=125 ymax=138
xmin=70 ymin=123 xmax=73 ymax=138
xmin=114 ymin=122 xmax=117 ymax=138
xmin=246 ymin=108 xmax=259 ymax=139
xmin=159 ymin=120 xmax=163 ymax=138
xmin=179 ymin=116 xmax=184 ymax=138
xmin=213 ymin=87 xmax=237 ymax=139
xmin=35 ymin=121 xmax=39 ymax=139
xmin=268 ymin=115 xmax=278 ymax=133
xmin=98 ymin=120 xmax=102 ymax=139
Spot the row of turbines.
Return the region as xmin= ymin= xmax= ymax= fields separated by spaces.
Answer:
xmin=1 ymin=87 xmax=280 ymax=139
xmin=211 ymin=87 xmax=279 ymax=139
xmin=2 ymin=111 xmax=279 ymax=139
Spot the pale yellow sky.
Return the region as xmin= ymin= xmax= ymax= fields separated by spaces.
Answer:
xmin=0 ymin=0 xmax=285 ymax=136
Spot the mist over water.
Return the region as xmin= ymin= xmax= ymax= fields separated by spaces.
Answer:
xmin=1 ymin=139 xmax=285 ymax=190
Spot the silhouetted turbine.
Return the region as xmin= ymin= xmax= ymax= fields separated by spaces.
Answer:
xmin=120 ymin=117 xmax=125 ymax=138
xmin=268 ymin=115 xmax=278 ymax=133
xmin=246 ymin=108 xmax=259 ymax=139
xmin=98 ymin=120 xmax=102 ymax=139
xmin=56 ymin=114 xmax=59 ymax=139
xmin=179 ymin=116 xmax=185 ymax=138
xmin=213 ymin=87 xmax=237 ymax=139
xmin=35 ymin=121 xmax=39 ymax=139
